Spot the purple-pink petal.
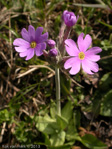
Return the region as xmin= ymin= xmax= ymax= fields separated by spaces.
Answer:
xmin=62 ymin=10 xmax=68 ymax=20
xmin=28 ymin=25 xmax=35 ymax=41
xmin=19 ymin=51 xmax=28 ymax=57
xmin=90 ymin=62 xmax=99 ymax=72
xmin=76 ymin=15 xmax=79 ymax=22
xmin=86 ymin=47 xmax=102 ymax=55
xmin=82 ymin=59 xmax=99 ymax=74
xmin=65 ymin=39 xmax=79 ymax=56
xmin=35 ymin=44 xmax=43 ymax=56
xmin=25 ymin=49 xmax=35 ymax=60
xmin=15 ymin=45 xmax=30 ymax=52
xmin=77 ymin=33 xmax=92 ymax=52
xmin=40 ymin=42 xmax=46 ymax=50
xmin=64 ymin=57 xmax=76 ymax=69
xmin=13 ymin=38 xmax=29 ymax=46
xmin=69 ymin=57 xmax=81 ymax=75
xmin=35 ymin=27 xmax=43 ymax=40
xmin=37 ymin=32 xmax=48 ymax=43
xmin=70 ymin=16 xmax=77 ymax=26
xmin=21 ymin=28 xmax=30 ymax=42
xmin=85 ymin=54 xmax=100 ymax=62
xmin=64 ymin=57 xmax=81 ymax=75
xmin=35 ymin=42 xmax=46 ymax=56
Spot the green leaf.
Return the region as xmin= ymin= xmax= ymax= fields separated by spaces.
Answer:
xmin=101 ymin=40 xmax=112 ymax=51
xmin=44 ymin=133 xmax=51 ymax=146
xmin=98 ymin=21 xmax=112 ymax=29
xmin=36 ymin=115 xmax=57 ymax=134
xmin=61 ymin=101 xmax=73 ymax=122
xmin=3 ymin=25 xmax=20 ymax=38
xmin=74 ymin=24 xmax=83 ymax=34
xmin=50 ymin=101 xmax=56 ymax=119
xmin=66 ymin=120 xmax=79 ymax=142
xmin=14 ymin=122 xmax=28 ymax=143
xmin=65 ymin=113 xmax=81 ymax=145
xmin=56 ymin=115 xmax=68 ymax=130
xmin=84 ymin=26 xmax=92 ymax=34
xmin=48 ymin=144 xmax=70 ymax=149
xmin=50 ymin=131 xmax=66 ymax=146
xmin=99 ymin=72 xmax=112 ymax=91
xmin=100 ymin=90 xmax=112 ymax=116
xmin=73 ymin=3 xmax=108 ymax=9
xmin=0 ymin=109 xmax=10 ymax=122
xmin=60 ymin=75 xmax=71 ymax=96
xmin=80 ymin=134 xmax=107 ymax=149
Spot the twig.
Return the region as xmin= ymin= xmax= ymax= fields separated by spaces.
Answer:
xmin=0 ymin=122 xmax=6 ymax=143
xmin=101 ymin=55 xmax=112 ymax=60
xmin=0 ymin=105 xmax=9 ymax=111
xmin=61 ymin=69 xmax=84 ymax=88
xmin=17 ymin=65 xmax=55 ymax=78
xmin=0 ymin=51 xmax=11 ymax=68
xmin=0 ymin=71 xmax=20 ymax=92
xmin=40 ymin=72 xmax=54 ymax=81
xmin=9 ymin=15 xmax=13 ymax=67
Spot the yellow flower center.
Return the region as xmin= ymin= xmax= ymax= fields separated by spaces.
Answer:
xmin=30 ymin=41 xmax=37 ymax=48
xmin=78 ymin=52 xmax=85 ymax=60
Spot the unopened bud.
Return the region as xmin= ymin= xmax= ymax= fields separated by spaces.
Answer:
xmin=47 ymin=39 xmax=56 ymax=48
xmin=49 ymin=48 xmax=58 ymax=57
xmin=62 ymin=10 xmax=79 ymax=27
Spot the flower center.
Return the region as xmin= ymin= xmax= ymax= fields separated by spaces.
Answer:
xmin=78 ymin=52 xmax=85 ymax=60
xmin=30 ymin=41 xmax=37 ymax=49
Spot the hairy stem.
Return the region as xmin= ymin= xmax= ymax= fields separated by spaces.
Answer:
xmin=59 ymin=26 xmax=71 ymax=56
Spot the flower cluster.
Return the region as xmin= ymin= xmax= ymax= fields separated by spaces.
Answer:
xmin=13 ymin=10 xmax=102 ymax=75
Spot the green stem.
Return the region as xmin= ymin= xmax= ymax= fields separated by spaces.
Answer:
xmin=55 ymin=67 xmax=61 ymax=115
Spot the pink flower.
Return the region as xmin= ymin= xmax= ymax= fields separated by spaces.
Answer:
xmin=64 ymin=33 xmax=102 ymax=75
xmin=62 ymin=10 xmax=79 ymax=27
xmin=13 ymin=25 xmax=48 ymax=60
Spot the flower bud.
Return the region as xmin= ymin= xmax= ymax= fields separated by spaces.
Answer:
xmin=49 ymin=48 xmax=58 ymax=57
xmin=62 ymin=10 xmax=79 ymax=27
xmin=47 ymin=39 xmax=56 ymax=48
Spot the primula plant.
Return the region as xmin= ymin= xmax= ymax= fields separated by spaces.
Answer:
xmin=12 ymin=10 xmax=107 ymax=149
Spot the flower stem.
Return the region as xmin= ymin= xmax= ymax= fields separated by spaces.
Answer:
xmin=62 ymin=26 xmax=71 ymax=56
xmin=55 ymin=67 xmax=61 ymax=116
xmin=58 ymin=26 xmax=71 ymax=56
